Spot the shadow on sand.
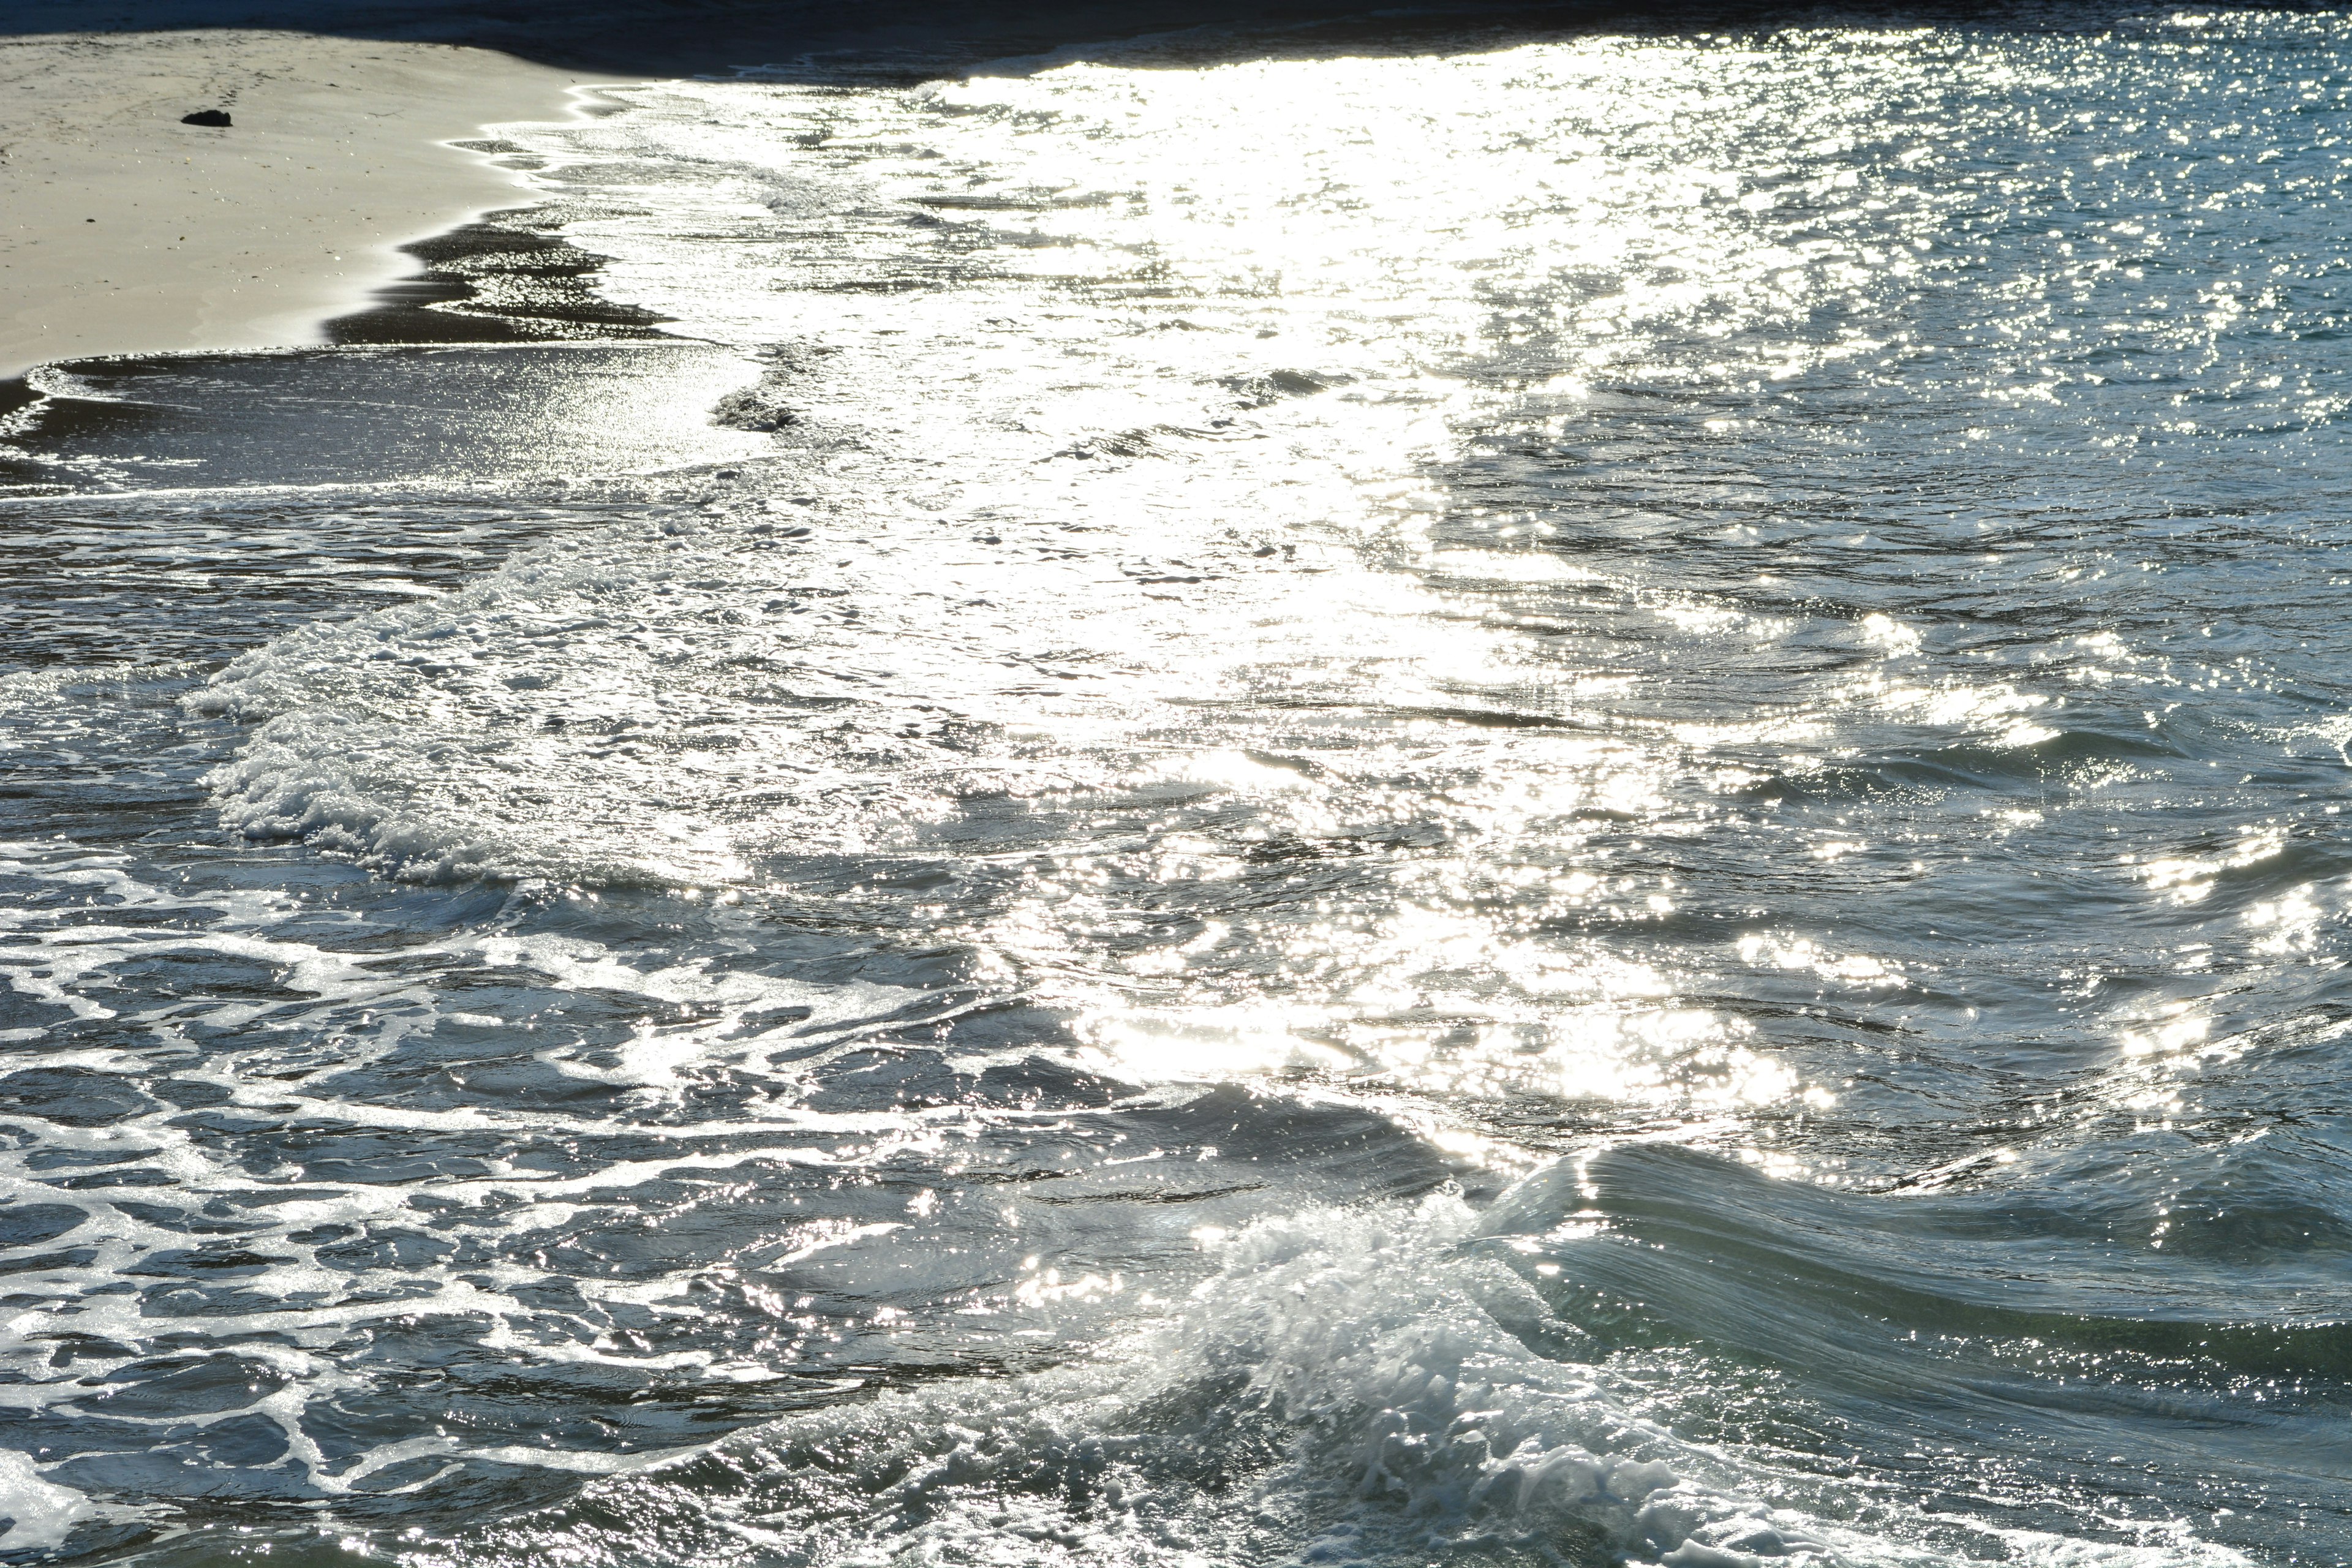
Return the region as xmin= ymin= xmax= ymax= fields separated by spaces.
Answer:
xmin=0 ymin=0 xmax=2140 ymax=80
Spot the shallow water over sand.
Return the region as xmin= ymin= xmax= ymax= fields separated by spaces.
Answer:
xmin=2 ymin=9 xmax=2351 ymax=1565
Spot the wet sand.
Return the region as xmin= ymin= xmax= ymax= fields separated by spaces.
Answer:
xmin=0 ymin=29 xmax=623 ymax=379
xmin=0 ymin=0 xmax=1565 ymax=384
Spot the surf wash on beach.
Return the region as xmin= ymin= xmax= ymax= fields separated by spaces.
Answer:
xmin=0 ymin=4 xmax=2347 ymax=1567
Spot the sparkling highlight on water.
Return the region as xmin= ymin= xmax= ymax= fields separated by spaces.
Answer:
xmin=1 ymin=9 xmax=2348 ymax=1567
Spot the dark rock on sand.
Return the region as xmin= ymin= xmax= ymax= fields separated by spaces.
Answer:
xmin=181 ymin=109 xmax=231 ymax=127
xmin=710 ymin=390 xmax=801 ymax=432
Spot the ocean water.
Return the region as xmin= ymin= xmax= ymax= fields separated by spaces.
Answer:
xmin=2 ymin=6 xmax=2350 ymax=1565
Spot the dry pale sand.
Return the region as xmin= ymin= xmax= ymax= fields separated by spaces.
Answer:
xmin=0 ymin=30 xmax=635 ymax=380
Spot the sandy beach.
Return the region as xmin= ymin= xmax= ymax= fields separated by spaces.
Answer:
xmin=0 ymin=29 xmax=621 ymax=380
xmin=0 ymin=0 xmax=1430 ymax=385
xmin=4 ymin=5 xmax=2346 ymax=1566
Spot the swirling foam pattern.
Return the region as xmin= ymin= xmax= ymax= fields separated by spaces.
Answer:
xmin=1 ymin=7 xmax=2349 ymax=1566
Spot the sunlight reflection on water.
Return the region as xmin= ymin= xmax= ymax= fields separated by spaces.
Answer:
xmin=2 ymin=9 xmax=2352 ymax=1565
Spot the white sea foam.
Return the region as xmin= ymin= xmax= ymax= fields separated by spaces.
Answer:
xmin=0 ymin=1452 xmax=104 ymax=1552
xmin=182 ymin=415 xmax=1428 ymax=890
xmin=0 ymin=836 xmax=1020 ymax=1521
xmin=545 ymin=1193 xmax=2249 ymax=1568
xmin=1 ymin=23 xmax=2323 ymax=1564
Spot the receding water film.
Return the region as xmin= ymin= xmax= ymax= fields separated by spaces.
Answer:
xmin=2 ymin=6 xmax=2351 ymax=1567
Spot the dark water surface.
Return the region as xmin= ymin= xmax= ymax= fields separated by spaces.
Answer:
xmin=2 ymin=7 xmax=2350 ymax=1566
